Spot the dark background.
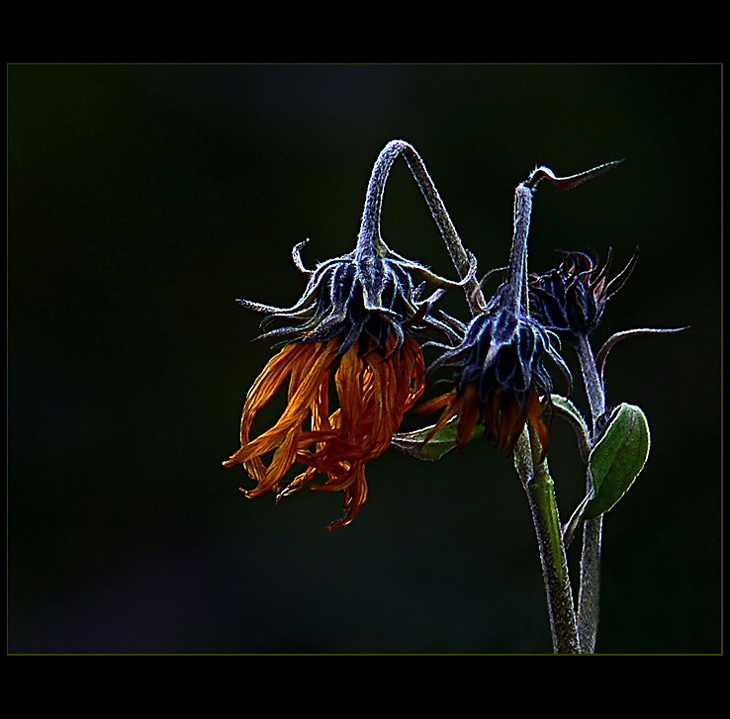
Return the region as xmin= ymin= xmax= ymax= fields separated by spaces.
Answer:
xmin=8 ymin=63 xmax=721 ymax=654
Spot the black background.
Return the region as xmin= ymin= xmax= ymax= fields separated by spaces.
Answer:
xmin=8 ymin=63 xmax=721 ymax=654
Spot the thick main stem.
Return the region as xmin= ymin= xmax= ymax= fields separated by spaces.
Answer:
xmin=575 ymin=332 xmax=607 ymax=654
xmin=517 ymin=427 xmax=580 ymax=654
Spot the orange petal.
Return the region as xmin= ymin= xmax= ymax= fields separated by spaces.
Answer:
xmin=415 ymin=390 xmax=456 ymax=416
xmin=224 ymin=340 xmax=337 ymax=479
xmin=454 ymin=383 xmax=481 ymax=451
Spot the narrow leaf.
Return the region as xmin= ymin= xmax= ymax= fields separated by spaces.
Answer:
xmin=391 ymin=418 xmax=459 ymax=461
xmin=392 ymin=417 xmax=482 ymax=462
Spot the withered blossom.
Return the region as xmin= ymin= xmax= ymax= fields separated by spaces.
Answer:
xmin=419 ymin=282 xmax=570 ymax=460
xmin=223 ymin=141 xmax=475 ymax=528
xmin=419 ymin=163 xmax=622 ymax=459
xmin=529 ymin=247 xmax=639 ymax=342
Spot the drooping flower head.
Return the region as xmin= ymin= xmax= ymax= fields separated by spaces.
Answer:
xmin=223 ymin=141 xmax=475 ymax=528
xmin=419 ymin=280 xmax=570 ymax=457
xmin=529 ymin=247 xmax=639 ymax=343
xmin=419 ymin=162 xmax=622 ymax=459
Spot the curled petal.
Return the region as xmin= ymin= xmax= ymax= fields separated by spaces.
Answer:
xmin=292 ymin=238 xmax=314 ymax=276
xmin=223 ymin=340 xmax=338 ymax=490
xmin=605 ymin=247 xmax=640 ymax=300
xmin=225 ymin=335 xmax=426 ymax=528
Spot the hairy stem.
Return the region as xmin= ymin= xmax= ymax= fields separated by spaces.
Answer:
xmin=516 ymin=427 xmax=580 ymax=654
xmin=575 ymin=332 xmax=607 ymax=654
xmin=507 ymin=184 xmax=532 ymax=314
xmin=358 ymin=139 xmax=486 ymax=315
xmin=576 ymin=333 xmax=606 ymax=429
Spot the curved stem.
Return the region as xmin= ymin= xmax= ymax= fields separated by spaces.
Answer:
xmin=357 ymin=141 xmax=402 ymax=257
xmin=357 ymin=140 xmax=486 ymax=315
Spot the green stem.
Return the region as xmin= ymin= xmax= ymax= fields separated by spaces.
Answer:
xmin=516 ymin=427 xmax=580 ymax=654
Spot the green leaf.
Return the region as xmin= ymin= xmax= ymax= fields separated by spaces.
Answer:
xmin=582 ymin=403 xmax=651 ymax=520
xmin=392 ymin=417 xmax=481 ymax=462
xmin=391 ymin=418 xmax=458 ymax=461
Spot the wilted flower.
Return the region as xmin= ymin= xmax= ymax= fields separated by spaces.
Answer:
xmin=419 ymin=282 xmax=570 ymax=459
xmin=419 ymin=171 xmax=575 ymax=460
xmin=529 ymin=248 xmax=639 ymax=342
xmin=222 ymin=240 xmax=468 ymax=528
xmin=223 ymin=141 xmax=475 ymax=528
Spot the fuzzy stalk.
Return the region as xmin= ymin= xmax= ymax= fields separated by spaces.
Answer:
xmin=574 ymin=332 xmax=607 ymax=654
xmin=358 ymin=139 xmax=485 ymax=315
xmin=516 ymin=425 xmax=580 ymax=654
